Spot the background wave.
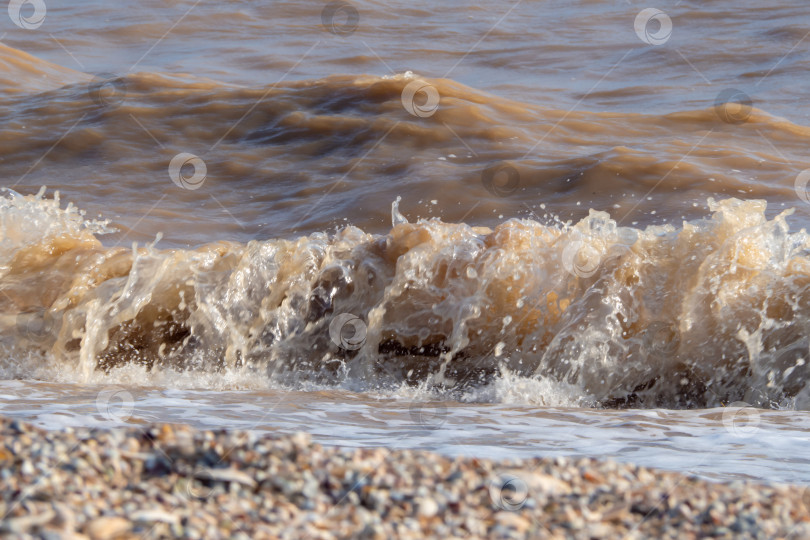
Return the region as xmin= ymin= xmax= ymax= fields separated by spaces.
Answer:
xmin=0 ymin=52 xmax=808 ymax=247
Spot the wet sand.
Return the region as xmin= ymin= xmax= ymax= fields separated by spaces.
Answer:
xmin=1 ymin=416 xmax=808 ymax=539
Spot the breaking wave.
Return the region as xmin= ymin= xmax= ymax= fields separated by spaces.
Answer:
xmin=3 ymin=189 xmax=810 ymax=410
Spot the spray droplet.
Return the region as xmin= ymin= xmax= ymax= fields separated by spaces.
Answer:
xmin=391 ymin=196 xmax=409 ymax=226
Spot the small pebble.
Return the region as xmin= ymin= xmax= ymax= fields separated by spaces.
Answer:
xmin=0 ymin=416 xmax=803 ymax=539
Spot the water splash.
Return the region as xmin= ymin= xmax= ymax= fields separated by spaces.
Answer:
xmin=2 ymin=190 xmax=810 ymax=410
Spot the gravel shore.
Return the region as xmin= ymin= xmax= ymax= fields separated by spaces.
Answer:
xmin=1 ymin=416 xmax=808 ymax=539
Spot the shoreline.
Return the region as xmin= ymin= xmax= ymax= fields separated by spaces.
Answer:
xmin=1 ymin=416 xmax=808 ymax=539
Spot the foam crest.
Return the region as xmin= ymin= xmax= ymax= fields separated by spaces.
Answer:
xmin=2 ymin=191 xmax=810 ymax=409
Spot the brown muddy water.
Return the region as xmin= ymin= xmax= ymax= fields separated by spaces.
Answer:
xmin=2 ymin=0 xmax=810 ymax=483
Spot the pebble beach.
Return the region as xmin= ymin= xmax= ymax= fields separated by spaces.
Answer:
xmin=1 ymin=416 xmax=808 ymax=540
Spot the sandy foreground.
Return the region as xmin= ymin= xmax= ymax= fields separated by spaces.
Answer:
xmin=0 ymin=416 xmax=808 ymax=539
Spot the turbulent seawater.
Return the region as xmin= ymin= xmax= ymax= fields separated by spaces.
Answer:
xmin=2 ymin=0 xmax=810 ymax=482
